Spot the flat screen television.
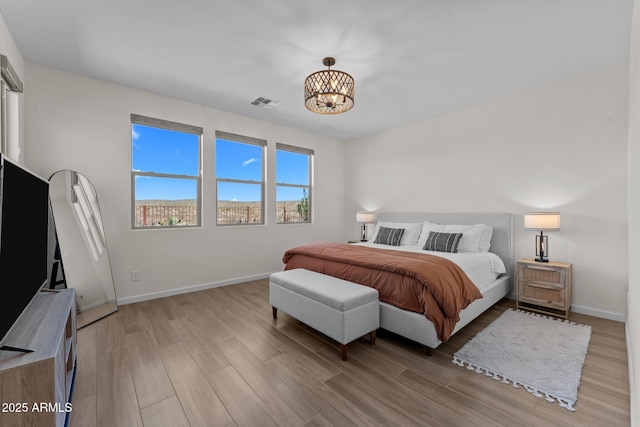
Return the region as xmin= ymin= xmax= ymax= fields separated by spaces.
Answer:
xmin=0 ymin=154 xmax=51 ymax=352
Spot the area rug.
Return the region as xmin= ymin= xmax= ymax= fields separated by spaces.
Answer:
xmin=452 ymin=309 xmax=591 ymax=411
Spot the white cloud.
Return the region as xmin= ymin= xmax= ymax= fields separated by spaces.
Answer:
xmin=242 ymin=158 xmax=258 ymax=167
xmin=132 ymin=129 xmax=140 ymax=140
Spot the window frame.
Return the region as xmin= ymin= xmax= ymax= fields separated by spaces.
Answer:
xmin=276 ymin=143 xmax=314 ymax=224
xmin=1 ymin=55 xmax=24 ymax=159
xmin=0 ymin=80 xmax=6 ymax=155
xmin=215 ymin=130 xmax=266 ymax=226
xmin=131 ymin=114 xmax=203 ymax=229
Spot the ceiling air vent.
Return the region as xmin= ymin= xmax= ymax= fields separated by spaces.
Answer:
xmin=251 ymin=97 xmax=280 ymax=109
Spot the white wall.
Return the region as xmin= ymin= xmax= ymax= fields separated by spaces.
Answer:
xmin=627 ymin=1 xmax=640 ymax=425
xmin=24 ymin=64 xmax=345 ymax=303
xmin=344 ymin=64 xmax=629 ymax=320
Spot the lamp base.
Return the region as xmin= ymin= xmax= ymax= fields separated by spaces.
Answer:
xmin=360 ymin=224 xmax=368 ymax=242
xmin=534 ymin=232 xmax=549 ymax=263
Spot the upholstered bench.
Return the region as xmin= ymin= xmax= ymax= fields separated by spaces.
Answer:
xmin=269 ymin=268 xmax=379 ymax=361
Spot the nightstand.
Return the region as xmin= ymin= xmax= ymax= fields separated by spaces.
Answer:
xmin=516 ymin=258 xmax=572 ymax=319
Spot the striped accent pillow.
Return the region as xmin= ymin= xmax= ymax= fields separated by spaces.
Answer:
xmin=423 ymin=231 xmax=463 ymax=253
xmin=374 ymin=226 xmax=405 ymax=246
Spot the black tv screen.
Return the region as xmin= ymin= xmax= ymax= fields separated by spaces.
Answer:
xmin=0 ymin=154 xmax=50 ymax=347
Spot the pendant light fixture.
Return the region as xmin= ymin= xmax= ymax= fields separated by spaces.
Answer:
xmin=304 ymin=57 xmax=354 ymax=114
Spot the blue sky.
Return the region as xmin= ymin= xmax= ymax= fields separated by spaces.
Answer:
xmin=132 ymin=124 xmax=199 ymax=200
xmin=132 ymin=124 xmax=309 ymax=202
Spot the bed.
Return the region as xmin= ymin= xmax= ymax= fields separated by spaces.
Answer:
xmin=281 ymin=212 xmax=514 ymax=352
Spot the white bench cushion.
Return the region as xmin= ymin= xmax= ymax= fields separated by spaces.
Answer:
xmin=269 ymin=268 xmax=378 ymax=311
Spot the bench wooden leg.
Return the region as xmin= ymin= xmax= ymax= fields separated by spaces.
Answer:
xmin=369 ymin=330 xmax=376 ymax=345
xmin=272 ymin=307 xmax=277 ymax=319
xmin=341 ymin=344 xmax=347 ymax=361
xmin=425 ymin=346 xmax=433 ymax=357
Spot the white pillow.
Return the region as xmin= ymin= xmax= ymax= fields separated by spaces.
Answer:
xmin=417 ymin=223 xmax=491 ymax=252
xmin=369 ymin=221 xmax=423 ymax=246
xmin=417 ymin=222 xmax=438 ymax=248
xmin=478 ymin=225 xmax=493 ymax=252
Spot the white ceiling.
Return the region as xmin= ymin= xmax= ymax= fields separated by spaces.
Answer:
xmin=0 ymin=0 xmax=633 ymax=141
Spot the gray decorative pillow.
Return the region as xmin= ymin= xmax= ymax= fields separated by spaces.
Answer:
xmin=374 ymin=226 xmax=405 ymax=246
xmin=423 ymin=231 xmax=463 ymax=253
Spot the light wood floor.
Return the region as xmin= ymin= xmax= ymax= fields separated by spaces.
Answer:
xmin=68 ymin=279 xmax=630 ymax=427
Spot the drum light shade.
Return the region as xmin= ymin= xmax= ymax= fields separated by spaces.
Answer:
xmin=356 ymin=211 xmax=375 ymax=224
xmin=304 ymin=57 xmax=354 ymax=114
xmin=524 ymin=212 xmax=560 ymax=231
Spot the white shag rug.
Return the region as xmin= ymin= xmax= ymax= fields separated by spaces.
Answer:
xmin=452 ymin=309 xmax=591 ymax=412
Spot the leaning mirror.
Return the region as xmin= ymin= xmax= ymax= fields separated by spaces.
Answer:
xmin=49 ymin=170 xmax=117 ymax=328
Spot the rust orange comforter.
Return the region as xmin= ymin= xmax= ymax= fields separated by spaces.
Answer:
xmin=282 ymin=242 xmax=483 ymax=342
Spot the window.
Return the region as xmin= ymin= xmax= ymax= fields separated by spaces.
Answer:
xmin=215 ymin=131 xmax=266 ymax=225
xmin=1 ymin=55 xmax=23 ymax=161
xmin=131 ymin=114 xmax=202 ymax=228
xmin=276 ymin=143 xmax=313 ymax=223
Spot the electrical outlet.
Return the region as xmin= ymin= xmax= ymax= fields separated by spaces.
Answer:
xmin=131 ymin=270 xmax=140 ymax=282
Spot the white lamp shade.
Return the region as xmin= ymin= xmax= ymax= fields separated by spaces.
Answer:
xmin=524 ymin=212 xmax=560 ymax=231
xmin=356 ymin=211 xmax=375 ymax=224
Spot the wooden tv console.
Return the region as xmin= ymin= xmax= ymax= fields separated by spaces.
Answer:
xmin=0 ymin=288 xmax=77 ymax=427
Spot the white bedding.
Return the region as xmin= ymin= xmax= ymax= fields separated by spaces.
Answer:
xmin=358 ymin=212 xmax=514 ymax=350
xmin=352 ymin=242 xmax=506 ymax=292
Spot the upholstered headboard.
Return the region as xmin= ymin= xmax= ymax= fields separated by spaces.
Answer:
xmin=373 ymin=212 xmax=514 ymax=279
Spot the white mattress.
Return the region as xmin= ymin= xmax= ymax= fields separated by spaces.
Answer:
xmin=353 ymin=242 xmax=506 ymax=291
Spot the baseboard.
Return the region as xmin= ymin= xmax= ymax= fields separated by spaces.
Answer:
xmin=117 ymin=282 xmax=627 ymax=323
xmin=116 ymin=272 xmax=274 ymax=305
xmin=571 ymin=304 xmax=626 ymax=322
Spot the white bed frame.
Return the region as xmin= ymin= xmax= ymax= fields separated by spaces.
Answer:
xmin=372 ymin=212 xmax=514 ymax=352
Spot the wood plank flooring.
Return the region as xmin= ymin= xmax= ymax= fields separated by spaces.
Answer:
xmin=68 ymin=279 xmax=630 ymax=427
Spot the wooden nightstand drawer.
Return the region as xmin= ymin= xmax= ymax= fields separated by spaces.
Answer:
xmin=520 ymin=264 xmax=565 ymax=284
xmin=516 ymin=258 xmax=572 ymax=318
xmin=518 ymin=281 xmax=566 ymax=308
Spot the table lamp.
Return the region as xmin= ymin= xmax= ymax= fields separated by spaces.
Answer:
xmin=356 ymin=211 xmax=375 ymax=242
xmin=524 ymin=212 xmax=560 ymax=262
